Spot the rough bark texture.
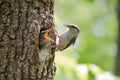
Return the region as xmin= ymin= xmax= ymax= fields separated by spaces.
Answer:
xmin=115 ymin=0 xmax=120 ymax=76
xmin=0 ymin=0 xmax=56 ymax=80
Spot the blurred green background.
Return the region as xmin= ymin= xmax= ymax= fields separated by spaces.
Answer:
xmin=54 ymin=0 xmax=119 ymax=80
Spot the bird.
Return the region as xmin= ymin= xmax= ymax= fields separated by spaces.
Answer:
xmin=56 ymin=24 xmax=79 ymax=51
xmin=39 ymin=28 xmax=54 ymax=49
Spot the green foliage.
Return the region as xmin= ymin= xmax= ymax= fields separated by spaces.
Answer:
xmin=55 ymin=54 xmax=119 ymax=80
xmin=54 ymin=0 xmax=119 ymax=80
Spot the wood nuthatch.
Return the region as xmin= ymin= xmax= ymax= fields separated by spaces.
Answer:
xmin=39 ymin=28 xmax=54 ymax=49
xmin=56 ymin=24 xmax=79 ymax=51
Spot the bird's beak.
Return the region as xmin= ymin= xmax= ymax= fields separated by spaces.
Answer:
xmin=64 ymin=24 xmax=69 ymax=27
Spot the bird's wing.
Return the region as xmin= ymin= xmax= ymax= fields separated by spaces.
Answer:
xmin=72 ymin=37 xmax=77 ymax=45
xmin=62 ymin=37 xmax=76 ymax=50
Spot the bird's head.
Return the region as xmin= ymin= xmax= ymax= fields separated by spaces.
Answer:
xmin=64 ymin=24 xmax=79 ymax=33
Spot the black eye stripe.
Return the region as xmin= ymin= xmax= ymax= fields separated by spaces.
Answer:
xmin=71 ymin=26 xmax=79 ymax=33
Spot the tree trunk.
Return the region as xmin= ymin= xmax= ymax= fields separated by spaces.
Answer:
xmin=0 ymin=0 xmax=56 ymax=80
xmin=115 ymin=0 xmax=120 ymax=76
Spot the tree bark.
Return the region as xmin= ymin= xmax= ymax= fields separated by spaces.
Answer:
xmin=0 ymin=0 xmax=56 ymax=80
xmin=115 ymin=0 xmax=120 ymax=76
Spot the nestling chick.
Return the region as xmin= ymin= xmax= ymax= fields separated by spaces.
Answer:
xmin=39 ymin=28 xmax=54 ymax=49
xmin=56 ymin=24 xmax=79 ymax=51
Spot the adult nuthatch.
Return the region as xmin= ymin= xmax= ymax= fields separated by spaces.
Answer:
xmin=56 ymin=24 xmax=79 ymax=51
